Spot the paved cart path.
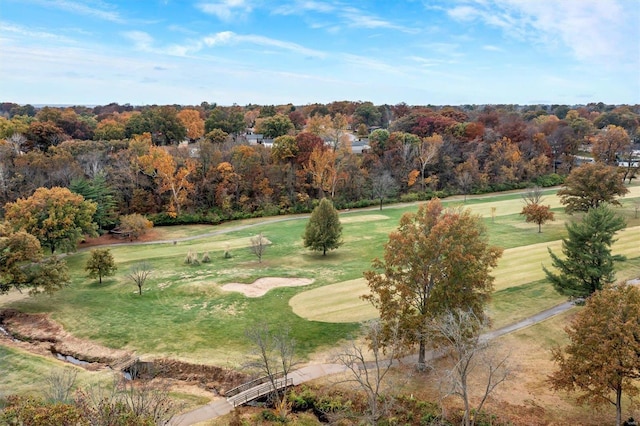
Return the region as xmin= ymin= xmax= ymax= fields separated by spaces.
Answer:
xmin=169 ymin=300 xmax=576 ymax=426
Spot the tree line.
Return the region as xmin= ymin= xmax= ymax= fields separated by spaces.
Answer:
xmin=0 ymin=101 xmax=638 ymax=227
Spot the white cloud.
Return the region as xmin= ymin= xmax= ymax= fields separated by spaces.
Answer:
xmin=203 ymin=31 xmax=326 ymax=58
xmin=122 ymin=31 xmax=154 ymax=51
xmin=482 ymin=45 xmax=503 ymax=52
xmin=0 ymin=22 xmax=77 ymax=44
xmin=196 ymin=0 xmax=254 ymax=21
xmin=446 ymin=0 xmax=639 ymax=65
xmin=27 ymin=0 xmax=125 ymax=23
xmin=272 ymin=0 xmax=335 ymax=15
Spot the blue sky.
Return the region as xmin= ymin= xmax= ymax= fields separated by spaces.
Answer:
xmin=1 ymin=0 xmax=639 ymax=106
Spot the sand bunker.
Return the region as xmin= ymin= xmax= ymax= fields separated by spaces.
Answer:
xmin=221 ymin=277 xmax=314 ymax=297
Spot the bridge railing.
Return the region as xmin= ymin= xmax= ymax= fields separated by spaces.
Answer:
xmin=225 ymin=372 xmax=285 ymax=397
xmin=227 ymin=377 xmax=293 ymax=407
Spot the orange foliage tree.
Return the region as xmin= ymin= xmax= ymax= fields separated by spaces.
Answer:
xmin=177 ymin=109 xmax=205 ymax=141
xmin=138 ymin=146 xmax=196 ymax=217
xmin=4 ymin=187 xmax=97 ymax=254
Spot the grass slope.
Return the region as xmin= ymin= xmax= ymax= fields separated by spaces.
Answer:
xmin=2 ymin=185 xmax=639 ymax=369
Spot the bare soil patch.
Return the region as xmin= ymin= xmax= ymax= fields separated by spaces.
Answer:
xmin=79 ymin=229 xmax=161 ymax=248
xmin=221 ymin=277 xmax=314 ymax=297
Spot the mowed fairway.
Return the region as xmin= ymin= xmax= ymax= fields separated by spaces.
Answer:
xmin=2 ymin=184 xmax=639 ymax=369
xmin=290 ymin=187 xmax=640 ymax=330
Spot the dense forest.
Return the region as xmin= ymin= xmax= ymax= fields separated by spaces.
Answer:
xmin=1 ymin=101 xmax=638 ymax=229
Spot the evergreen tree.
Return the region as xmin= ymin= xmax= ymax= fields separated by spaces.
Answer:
xmin=303 ymin=198 xmax=343 ymax=256
xmin=70 ymin=173 xmax=118 ymax=232
xmin=544 ymin=205 xmax=626 ymax=298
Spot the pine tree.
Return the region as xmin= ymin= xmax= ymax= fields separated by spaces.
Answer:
xmin=303 ymin=198 xmax=343 ymax=256
xmin=544 ymin=205 xmax=626 ymax=298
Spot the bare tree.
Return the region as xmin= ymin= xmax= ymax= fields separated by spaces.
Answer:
xmin=127 ymin=262 xmax=152 ymax=296
xmin=7 ymin=133 xmax=27 ymax=155
xmin=250 ymin=233 xmax=268 ymax=263
xmin=44 ymin=367 xmax=78 ymax=403
xmin=75 ymin=373 xmax=177 ymax=425
xmin=371 ymin=170 xmax=398 ymax=211
xmin=335 ymin=320 xmax=401 ymax=425
xmin=428 ymin=309 xmax=511 ymax=426
xmin=456 ymin=170 xmax=474 ymax=203
xmin=522 ymin=185 xmax=544 ymax=205
xmin=246 ymin=323 xmax=298 ymax=420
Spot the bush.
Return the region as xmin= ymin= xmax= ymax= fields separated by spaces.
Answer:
xmin=201 ymin=252 xmax=211 ymax=263
xmin=534 ymin=173 xmax=564 ymax=187
xmin=184 ymin=250 xmax=199 ymax=265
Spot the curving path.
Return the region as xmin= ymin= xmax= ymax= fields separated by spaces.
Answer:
xmin=169 ymin=299 xmax=577 ymax=426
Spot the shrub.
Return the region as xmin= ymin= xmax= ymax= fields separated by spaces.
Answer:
xmin=201 ymin=252 xmax=211 ymax=263
xmin=184 ymin=250 xmax=199 ymax=265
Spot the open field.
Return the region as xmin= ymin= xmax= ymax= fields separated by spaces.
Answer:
xmin=2 ymin=183 xmax=640 ymax=422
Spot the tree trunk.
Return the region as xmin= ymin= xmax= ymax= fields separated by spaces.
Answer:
xmin=418 ymin=338 xmax=426 ymax=367
xmin=323 ymin=245 xmax=326 ymax=256
xmin=538 ymin=223 xmax=542 ymax=233
xmin=379 ymin=198 xmax=383 ymax=211
xmin=616 ymin=386 xmax=622 ymax=426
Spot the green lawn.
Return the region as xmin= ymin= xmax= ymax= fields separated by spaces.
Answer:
xmin=2 ymin=184 xmax=639 ymax=371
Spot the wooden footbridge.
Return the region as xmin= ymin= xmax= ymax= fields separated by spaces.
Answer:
xmin=225 ymin=374 xmax=294 ymax=407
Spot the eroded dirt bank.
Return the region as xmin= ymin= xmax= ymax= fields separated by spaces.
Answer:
xmin=0 ymin=309 xmax=248 ymax=394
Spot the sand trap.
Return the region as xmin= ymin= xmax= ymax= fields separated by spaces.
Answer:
xmin=221 ymin=277 xmax=314 ymax=297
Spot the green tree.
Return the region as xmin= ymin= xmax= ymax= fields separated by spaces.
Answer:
xmin=70 ymin=174 xmax=118 ymax=232
xmin=558 ymin=162 xmax=628 ymax=214
xmin=4 ymin=187 xmax=97 ymax=254
xmin=550 ymin=284 xmax=640 ymax=426
xmin=85 ymin=248 xmax=117 ymax=284
xmin=544 ymin=205 xmax=626 ymax=298
xmin=303 ymin=198 xmax=343 ymax=256
xmin=1 ymin=226 xmax=70 ymax=295
xmin=363 ymin=199 xmax=502 ymax=366
xmin=255 ymin=114 xmax=294 ymax=139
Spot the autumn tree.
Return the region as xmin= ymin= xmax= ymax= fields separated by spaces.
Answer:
xmin=118 ymin=213 xmax=153 ymax=240
xmin=0 ymin=226 xmax=70 ymax=295
xmin=520 ymin=186 xmax=554 ymax=232
xmin=550 ymin=284 xmax=640 ymax=426
xmin=177 ymin=108 xmax=205 ymax=141
xmin=544 ymin=205 xmax=626 ymax=298
xmin=363 ymin=199 xmax=502 ymax=366
xmin=138 ymin=146 xmax=196 ymax=217
xmin=303 ymin=147 xmax=337 ymax=198
xmin=303 ymin=198 xmax=343 ymax=256
xmin=592 ymin=125 xmax=631 ymax=165
xmin=4 ymin=187 xmax=97 ymax=254
xmin=521 ymin=203 xmax=555 ymax=233
xmin=85 ymin=248 xmax=117 ymax=284
xmin=94 ymin=118 xmax=125 ymax=141
xmin=416 ymin=134 xmax=443 ymax=191
xmin=558 ymin=162 xmax=628 ymax=214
